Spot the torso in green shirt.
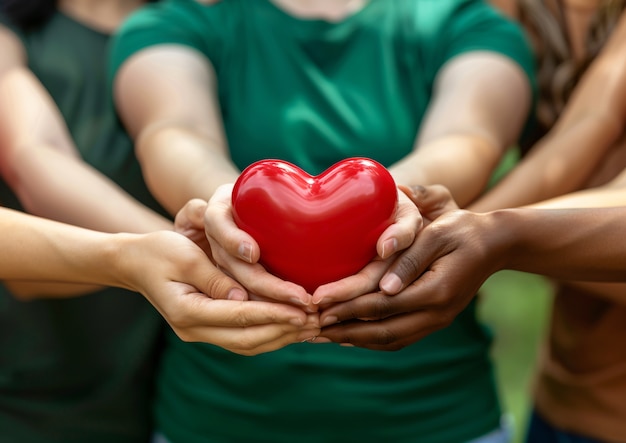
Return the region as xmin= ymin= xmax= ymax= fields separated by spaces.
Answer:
xmin=112 ymin=1 xmax=534 ymax=442
xmin=0 ymin=11 xmax=167 ymax=443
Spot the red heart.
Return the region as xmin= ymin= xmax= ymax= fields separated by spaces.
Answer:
xmin=232 ymin=158 xmax=397 ymax=293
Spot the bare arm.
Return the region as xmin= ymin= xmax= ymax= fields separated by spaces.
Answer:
xmin=0 ymin=206 xmax=317 ymax=355
xmin=380 ymin=175 xmax=626 ymax=299
xmin=470 ymin=13 xmax=626 ymax=212
xmin=115 ymin=45 xmax=240 ymax=215
xmin=0 ymin=26 xmax=172 ymax=233
xmin=0 ymin=25 xmax=171 ymax=297
xmin=389 ymin=52 xmax=531 ymax=207
xmin=316 ymin=181 xmax=626 ymax=349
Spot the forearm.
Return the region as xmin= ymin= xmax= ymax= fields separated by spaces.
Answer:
xmin=470 ymin=113 xmax=624 ymax=212
xmin=527 ymin=169 xmax=626 ymax=209
xmin=0 ymin=208 xmax=128 ymax=287
xmin=396 ymin=52 xmax=530 ymax=207
xmin=136 ymin=125 xmax=240 ymax=214
xmin=0 ymin=67 xmax=171 ymax=234
xmin=471 ymin=14 xmax=626 ymax=212
xmin=389 ymin=132 xmax=502 ymax=207
xmin=492 ymin=207 xmax=626 ymax=281
xmin=114 ymin=45 xmax=237 ymax=213
xmin=8 ymin=143 xmax=172 ymax=233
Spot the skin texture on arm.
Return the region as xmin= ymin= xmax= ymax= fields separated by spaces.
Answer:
xmin=0 ymin=204 xmax=317 ymax=355
xmin=115 ymin=45 xmax=240 ymax=214
xmin=525 ymin=168 xmax=626 ymax=303
xmin=0 ymin=23 xmax=170 ymax=297
xmin=389 ymin=51 xmax=531 ymax=207
xmin=469 ymin=8 xmax=626 ymax=305
xmin=470 ymin=12 xmax=626 ymax=212
xmin=0 ymin=26 xmax=172 ymax=234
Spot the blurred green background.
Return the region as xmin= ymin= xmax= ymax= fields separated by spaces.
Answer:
xmin=479 ymin=271 xmax=553 ymax=443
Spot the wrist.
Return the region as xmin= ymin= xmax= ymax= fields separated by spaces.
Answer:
xmin=481 ymin=208 xmax=527 ymax=273
xmin=101 ymin=232 xmax=139 ymax=291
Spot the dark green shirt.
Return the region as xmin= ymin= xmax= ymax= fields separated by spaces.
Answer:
xmin=0 ymin=11 xmax=167 ymax=443
xmin=111 ymin=1 xmax=535 ymax=442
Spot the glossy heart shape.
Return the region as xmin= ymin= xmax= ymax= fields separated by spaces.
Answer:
xmin=232 ymin=158 xmax=397 ymax=293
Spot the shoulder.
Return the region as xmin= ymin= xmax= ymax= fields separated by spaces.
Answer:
xmin=116 ymin=0 xmax=235 ymax=44
xmin=399 ymin=1 xmax=532 ymax=68
xmin=110 ymin=0 xmax=237 ymax=79
xmin=397 ymin=0 xmax=527 ymax=44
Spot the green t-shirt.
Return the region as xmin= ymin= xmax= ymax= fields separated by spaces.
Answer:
xmin=111 ymin=1 xmax=535 ymax=442
xmin=0 ymin=11 xmax=167 ymax=443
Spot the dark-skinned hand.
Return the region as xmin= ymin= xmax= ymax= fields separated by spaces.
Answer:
xmin=316 ymin=184 xmax=500 ymax=351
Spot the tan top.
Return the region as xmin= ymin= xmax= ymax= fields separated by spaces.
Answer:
xmin=533 ymin=283 xmax=626 ymax=442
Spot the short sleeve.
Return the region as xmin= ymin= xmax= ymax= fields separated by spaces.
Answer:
xmin=443 ymin=0 xmax=535 ymax=82
xmin=408 ymin=0 xmax=537 ymax=140
xmin=108 ymin=0 xmax=224 ymax=83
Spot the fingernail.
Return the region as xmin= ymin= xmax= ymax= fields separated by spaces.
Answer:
xmin=380 ymin=273 xmax=402 ymax=294
xmin=312 ymin=295 xmax=324 ymax=305
xmin=381 ymin=238 xmax=398 ymax=259
xmin=340 ymin=343 xmax=355 ymax=347
xmin=227 ymin=288 xmax=246 ymax=300
xmin=238 ymin=241 xmax=253 ymax=263
xmin=411 ymin=185 xmax=426 ymax=198
xmin=321 ymin=315 xmax=338 ymax=328
xmin=290 ymin=296 xmax=311 ymax=307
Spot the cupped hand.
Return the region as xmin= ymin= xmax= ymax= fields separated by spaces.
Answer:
xmin=203 ymin=184 xmax=314 ymax=311
xmin=124 ymin=230 xmax=320 ymax=355
xmin=317 ymin=208 xmax=505 ymax=350
xmin=310 ymin=189 xmax=422 ymax=307
xmin=398 ymin=183 xmax=460 ymax=223
xmin=378 ymin=183 xmax=460 ymax=294
xmin=175 ymin=198 xmax=214 ymax=257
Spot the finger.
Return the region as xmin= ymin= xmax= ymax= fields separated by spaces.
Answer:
xmin=318 ymin=313 xmax=441 ymax=351
xmin=170 ymin=295 xmax=312 ymax=329
xmin=378 ymin=227 xmax=447 ymax=295
xmin=175 ymin=198 xmax=208 ymax=234
xmin=174 ymin=199 xmax=213 ymax=252
xmin=312 ymin=257 xmax=392 ymax=306
xmin=318 ymin=290 xmax=413 ymax=326
xmin=376 ymin=190 xmax=422 ymax=259
xmin=422 ymin=184 xmax=458 ymax=213
xmin=210 ymin=245 xmax=312 ymax=308
xmin=189 ymin=256 xmax=250 ymax=301
xmin=230 ymin=327 xmax=321 ymax=355
xmin=181 ymin=319 xmax=320 ymax=356
xmin=320 ymin=269 xmax=461 ymax=326
xmin=399 ymin=184 xmax=458 ymax=218
xmin=205 ymin=184 xmax=260 ymax=264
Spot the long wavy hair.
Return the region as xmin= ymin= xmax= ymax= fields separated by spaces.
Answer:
xmin=517 ymin=0 xmax=626 ymax=135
